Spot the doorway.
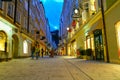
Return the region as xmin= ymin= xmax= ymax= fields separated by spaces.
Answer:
xmin=12 ymin=35 xmax=19 ymax=58
xmin=94 ymin=29 xmax=104 ymax=60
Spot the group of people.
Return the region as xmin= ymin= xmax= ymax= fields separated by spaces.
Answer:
xmin=31 ymin=42 xmax=44 ymax=59
xmin=31 ymin=42 xmax=55 ymax=59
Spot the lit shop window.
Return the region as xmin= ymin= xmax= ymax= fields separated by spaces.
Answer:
xmin=23 ymin=40 xmax=28 ymax=54
xmin=0 ymin=32 xmax=6 ymax=51
xmin=91 ymin=37 xmax=94 ymax=50
xmin=87 ymin=38 xmax=91 ymax=49
xmin=115 ymin=21 xmax=120 ymax=58
xmin=84 ymin=40 xmax=86 ymax=49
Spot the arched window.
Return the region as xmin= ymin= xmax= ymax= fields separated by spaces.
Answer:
xmin=23 ymin=40 xmax=28 ymax=54
xmin=0 ymin=31 xmax=6 ymax=51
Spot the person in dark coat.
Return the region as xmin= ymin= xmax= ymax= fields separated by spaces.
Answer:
xmin=41 ymin=48 xmax=44 ymax=58
xmin=49 ymin=49 xmax=54 ymax=58
xmin=31 ymin=43 xmax=35 ymax=59
xmin=35 ymin=44 xmax=40 ymax=59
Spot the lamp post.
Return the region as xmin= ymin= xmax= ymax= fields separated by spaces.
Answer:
xmin=66 ymin=27 xmax=69 ymax=55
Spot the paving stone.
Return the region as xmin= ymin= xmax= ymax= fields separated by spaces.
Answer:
xmin=0 ymin=56 xmax=120 ymax=80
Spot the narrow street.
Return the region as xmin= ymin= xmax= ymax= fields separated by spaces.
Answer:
xmin=0 ymin=56 xmax=120 ymax=80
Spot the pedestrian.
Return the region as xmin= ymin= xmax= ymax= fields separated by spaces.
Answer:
xmin=35 ymin=44 xmax=40 ymax=60
xmin=49 ymin=49 xmax=54 ymax=58
xmin=41 ymin=48 xmax=44 ymax=58
xmin=31 ymin=42 xmax=35 ymax=59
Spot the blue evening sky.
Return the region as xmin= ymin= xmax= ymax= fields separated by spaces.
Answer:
xmin=40 ymin=0 xmax=64 ymax=31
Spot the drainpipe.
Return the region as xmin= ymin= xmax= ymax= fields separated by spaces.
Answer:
xmin=100 ymin=0 xmax=109 ymax=62
xmin=27 ymin=0 xmax=30 ymax=33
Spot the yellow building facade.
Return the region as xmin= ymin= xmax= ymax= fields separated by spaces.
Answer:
xmin=67 ymin=0 xmax=120 ymax=63
xmin=0 ymin=0 xmax=47 ymax=61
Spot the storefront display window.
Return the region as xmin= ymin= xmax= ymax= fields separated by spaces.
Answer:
xmin=115 ymin=21 xmax=120 ymax=58
xmin=0 ymin=31 xmax=6 ymax=51
xmin=23 ymin=40 xmax=28 ymax=54
xmin=91 ymin=37 xmax=94 ymax=50
xmin=84 ymin=40 xmax=86 ymax=49
xmin=87 ymin=37 xmax=91 ymax=49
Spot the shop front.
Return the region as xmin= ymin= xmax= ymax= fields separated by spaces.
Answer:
xmin=0 ymin=18 xmax=13 ymax=60
xmin=19 ymin=33 xmax=33 ymax=57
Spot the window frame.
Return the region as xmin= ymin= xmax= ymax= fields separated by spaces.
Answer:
xmin=7 ymin=2 xmax=14 ymax=18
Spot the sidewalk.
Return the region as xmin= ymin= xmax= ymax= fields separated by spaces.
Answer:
xmin=65 ymin=56 xmax=120 ymax=80
xmin=0 ymin=56 xmax=120 ymax=80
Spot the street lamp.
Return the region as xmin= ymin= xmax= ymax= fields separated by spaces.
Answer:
xmin=74 ymin=9 xmax=79 ymax=14
xmin=67 ymin=27 xmax=70 ymax=31
xmin=72 ymin=8 xmax=81 ymax=19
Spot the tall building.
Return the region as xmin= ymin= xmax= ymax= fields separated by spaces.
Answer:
xmin=0 ymin=0 xmax=48 ymax=61
xmin=60 ymin=0 xmax=120 ymax=63
xmin=59 ymin=0 xmax=74 ymax=55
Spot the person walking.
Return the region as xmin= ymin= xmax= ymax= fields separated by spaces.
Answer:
xmin=35 ymin=44 xmax=40 ymax=60
xmin=49 ymin=49 xmax=54 ymax=58
xmin=31 ymin=43 xmax=35 ymax=59
xmin=41 ymin=48 xmax=44 ymax=58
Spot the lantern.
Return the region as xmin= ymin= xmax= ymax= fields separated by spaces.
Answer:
xmin=68 ymin=28 xmax=72 ymax=32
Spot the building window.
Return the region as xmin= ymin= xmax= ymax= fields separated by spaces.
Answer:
xmin=115 ymin=21 xmax=120 ymax=59
xmin=16 ymin=10 xmax=21 ymax=24
xmin=31 ymin=29 xmax=34 ymax=35
xmin=0 ymin=0 xmax=2 ymax=9
xmin=24 ymin=17 xmax=27 ymax=29
xmin=7 ymin=3 xmax=14 ymax=18
xmin=23 ymin=40 xmax=28 ymax=54
xmin=24 ymin=0 xmax=28 ymax=11
xmin=90 ymin=0 xmax=96 ymax=15
xmin=19 ymin=0 xmax=23 ymax=2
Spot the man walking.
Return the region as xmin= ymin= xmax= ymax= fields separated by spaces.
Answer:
xmin=41 ymin=48 xmax=44 ymax=58
xmin=31 ymin=43 xmax=35 ymax=59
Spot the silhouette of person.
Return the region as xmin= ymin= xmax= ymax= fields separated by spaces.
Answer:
xmin=41 ymin=48 xmax=44 ymax=58
xmin=31 ymin=42 xmax=35 ymax=59
xmin=35 ymin=44 xmax=40 ymax=59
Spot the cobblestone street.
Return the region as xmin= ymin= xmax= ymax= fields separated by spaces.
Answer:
xmin=0 ymin=56 xmax=120 ymax=80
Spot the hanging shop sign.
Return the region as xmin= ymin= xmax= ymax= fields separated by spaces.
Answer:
xmin=72 ymin=20 xmax=76 ymax=28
